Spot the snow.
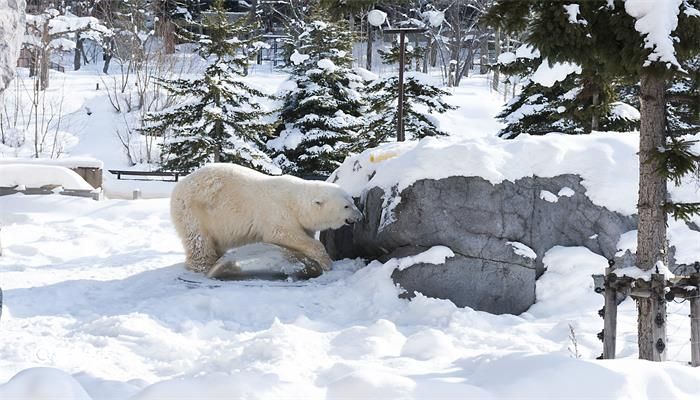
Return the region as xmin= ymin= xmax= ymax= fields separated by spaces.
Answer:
xmin=609 ymin=102 xmax=641 ymax=121
xmin=515 ymin=44 xmax=540 ymax=60
xmin=497 ymin=52 xmax=516 ymax=65
xmin=2 ymin=42 xmax=700 ymax=399
xmin=616 ymin=230 xmax=638 ymax=256
xmin=539 ymin=190 xmax=559 ymax=203
xmin=394 ymin=246 xmax=455 ymax=271
xmin=0 ymin=164 xmax=94 ymax=190
xmin=423 ymin=10 xmax=445 ymax=27
xmin=333 ymin=132 xmax=689 ymax=217
xmin=316 ymin=58 xmax=336 ymax=72
xmin=507 ymin=242 xmax=537 ymax=259
xmin=624 ymin=0 xmax=684 ymax=68
xmin=531 ymin=59 xmax=582 ymax=87
xmin=558 ymin=187 xmax=575 ymax=197
xmin=290 ymin=50 xmax=309 ymax=66
xmin=4 ymin=195 xmax=700 ymax=398
xmin=563 ymin=4 xmax=588 ymax=25
xmin=0 ymin=157 xmax=103 ymax=169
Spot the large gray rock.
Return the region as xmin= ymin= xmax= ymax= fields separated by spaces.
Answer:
xmin=0 ymin=0 xmax=25 ymax=93
xmin=322 ymin=174 xmax=637 ymax=314
xmin=207 ymin=243 xmax=323 ymax=281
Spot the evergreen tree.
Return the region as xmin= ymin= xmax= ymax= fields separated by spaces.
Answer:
xmin=268 ymin=14 xmax=365 ymax=176
xmin=140 ymin=0 xmax=275 ymax=173
xmin=361 ymin=72 xmax=456 ymax=148
xmin=496 ymin=44 xmax=638 ymax=138
xmin=489 ymin=0 xmax=700 ymax=360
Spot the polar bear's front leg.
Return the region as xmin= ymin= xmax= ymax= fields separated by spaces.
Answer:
xmin=265 ymin=229 xmax=333 ymax=271
xmin=183 ymin=226 xmax=220 ymax=273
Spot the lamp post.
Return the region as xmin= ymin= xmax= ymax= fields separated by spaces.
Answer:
xmin=368 ymin=10 xmax=426 ymax=142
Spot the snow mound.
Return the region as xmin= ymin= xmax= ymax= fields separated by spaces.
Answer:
xmin=333 ymin=133 xmax=693 ymax=217
xmin=0 ymin=164 xmax=94 ymax=190
xmin=0 ymin=156 xmax=103 ymax=169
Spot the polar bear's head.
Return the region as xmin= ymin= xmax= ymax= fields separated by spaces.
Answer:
xmin=306 ymin=184 xmax=363 ymax=231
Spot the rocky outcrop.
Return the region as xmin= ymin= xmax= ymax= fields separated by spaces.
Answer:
xmin=0 ymin=0 xmax=25 ymax=93
xmin=322 ymin=174 xmax=637 ymax=314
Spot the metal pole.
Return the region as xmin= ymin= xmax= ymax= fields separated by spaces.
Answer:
xmin=397 ymin=31 xmax=406 ymax=142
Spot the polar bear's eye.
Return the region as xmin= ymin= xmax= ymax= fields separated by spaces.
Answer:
xmin=344 ymin=205 xmax=350 ymax=209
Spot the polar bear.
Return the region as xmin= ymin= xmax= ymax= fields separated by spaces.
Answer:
xmin=170 ymin=163 xmax=362 ymax=273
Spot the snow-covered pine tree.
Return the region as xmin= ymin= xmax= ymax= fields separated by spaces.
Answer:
xmin=495 ymin=44 xmax=639 ymax=138
xmin=358 ymin=31 xmax=455 ymax=148
xmin=268 ymin=13 xmax=365 ymax=176
xmin=361 ymin=72 xmax=456 ymax=148
xmin=139 ymin=0 xmax=275 ymax=173
xmin=490 ymin=0 xmax=700 ymax=360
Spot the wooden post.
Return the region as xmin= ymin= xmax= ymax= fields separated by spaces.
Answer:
xmin=650 ymin=273 xmax=667 ymax=361
xmin=132 ymin=189 xmax=142 ymax=200
xmin=383 ymin=28 xmax=426 ymax=142
xmin=397 ymin=31 xmax=406 ymax=142
xmin=691 ymin=286 xmax=700 ymax=367
xmin=603 ymin=266 xmax=618 ymax=359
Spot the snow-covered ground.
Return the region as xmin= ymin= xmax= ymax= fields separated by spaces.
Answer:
xmin=3 ymin=61 xmax=700 ymax=398
xmin=2 ymin=194 xmax=700 ymax=399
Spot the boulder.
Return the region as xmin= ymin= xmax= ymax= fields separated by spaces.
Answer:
xmin=207 ymin=243 xmax=323 ymax=281
xmin=322 ymin=174 xmax=637 ymax=314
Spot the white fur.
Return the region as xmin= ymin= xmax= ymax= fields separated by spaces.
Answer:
xmin=170 ymin=163 xmax=361 ymax=273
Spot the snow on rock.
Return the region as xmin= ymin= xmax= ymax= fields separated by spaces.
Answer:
xmin=331 ymin=133 xmax=658 ymax=217
xmin=539 ymin=190 xmax=559 ymax=203
xmin=393 ymin=246 xmax=455 ymax=271
xmin=669 ymin=220 xmax=700 ymax=266
xmin=624 ymin=0 xmax=684 ymax=68
xmin=0 ymin=164 xmax=94 ymax=190
xmin=507 ymin=242 xmax=537 ymax=259
xmin=616 ymin=230 xmax=638 ymax=256
xmin=0 ymin=0 xmax=24 ymax=93
xmin=531 ymin=59 xmax=582 ymax=87
xmin=558 ymin=187 xmax=576 ymax=197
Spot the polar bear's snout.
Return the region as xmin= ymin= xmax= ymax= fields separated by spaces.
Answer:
xmin=346 ymin=207 xmax=363 ymax=224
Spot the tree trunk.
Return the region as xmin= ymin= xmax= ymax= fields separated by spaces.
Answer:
xmin=591 ymin=91 xmax=600 ymax=131
xmin=636 ymin=71 xmax=668 ymax=360
xmin=103 ymin=38 xmax=114 ymax=74
xmin=40 ymin=23 xmax=50 ymax=90
xmin=74 ymin=36 xmax=83 ymax=71
xmin=163 ymin=20 xmax=175 ymax=54
xmin=479 ymin=32 xmax=489 ymax=75
xmin=492 ymin=26 xmax=501 ymax=91
xmin=637 ymin=72 xmax=668 ymax=271
xmin=366 ymin=20 xmax=373 ymax=71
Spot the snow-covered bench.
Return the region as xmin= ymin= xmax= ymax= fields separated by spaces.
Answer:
xmin=0 ymin=164 xmax=100 ymax=200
